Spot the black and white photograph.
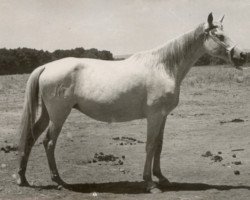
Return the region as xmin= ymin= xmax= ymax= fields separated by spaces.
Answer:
xmin=0 ymin=0 xmax=250 ymax=199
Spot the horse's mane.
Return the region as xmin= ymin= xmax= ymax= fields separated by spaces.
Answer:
xmin=129 ymin=23 xmax=205 ymax=68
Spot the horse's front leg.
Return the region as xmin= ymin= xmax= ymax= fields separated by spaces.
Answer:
xmin=143 ymin=111 xmax=165 ymax=193
xmin=152 ymin=116 xmax=171 ymax=187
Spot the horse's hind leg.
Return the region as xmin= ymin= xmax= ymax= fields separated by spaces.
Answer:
xmin=18 ymin=101 xmax=49 ymax=186
xmin=43 ymin=105 xmax=71 ymax=186
xmin=43 ymin=121 xmax=65 ymax=185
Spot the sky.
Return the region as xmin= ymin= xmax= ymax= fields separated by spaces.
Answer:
xmin=0 ymin=0 xmax=250 ymax=55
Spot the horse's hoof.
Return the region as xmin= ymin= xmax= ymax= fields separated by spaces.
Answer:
xmin=149 ymin=187 xmax=162 ymax=194
xmin=146 ymin=182 xmax=162 ymax=193
xmin=52 ymin=176 xmax=66 ymax=186
xmin=159 ymin=178 xmax=172 ymax=187
xmin=17 ymin=177 xmax=30 ymax=187
xmin=57 ymin=184 xmax=63 ymax=190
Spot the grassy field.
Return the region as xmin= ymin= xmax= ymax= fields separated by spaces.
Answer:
xmin=0 ymin=65 xmax=250 ymax=199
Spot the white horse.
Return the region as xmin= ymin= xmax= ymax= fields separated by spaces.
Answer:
xmin=18 ymin=13 xmax=246 ymax=193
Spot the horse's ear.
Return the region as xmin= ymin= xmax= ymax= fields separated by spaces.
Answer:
xmin=219 ymin=15 xmax=225 ymax=23
xmin=207 ymin=12 xmax=213 ymax=27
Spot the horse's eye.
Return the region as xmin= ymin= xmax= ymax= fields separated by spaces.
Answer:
xmin=217 ymin=35 xmax=224 ymax=41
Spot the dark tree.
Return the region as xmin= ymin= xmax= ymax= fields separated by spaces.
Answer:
xmin=0 ymin=47 xmax=114 ymax=75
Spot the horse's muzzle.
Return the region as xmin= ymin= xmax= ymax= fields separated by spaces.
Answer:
xmin=230 ymin=47 xmax=247 ymax=69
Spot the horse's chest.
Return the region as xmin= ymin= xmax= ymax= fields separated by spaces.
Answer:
xmin=162 ymin=90 xmax=179 ymax=107
xmin=147 ymin=85 xmax=180 ymax=112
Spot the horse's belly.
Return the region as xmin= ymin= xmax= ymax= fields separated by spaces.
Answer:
xmin=75 ymin=97 xmax=146 ymax=122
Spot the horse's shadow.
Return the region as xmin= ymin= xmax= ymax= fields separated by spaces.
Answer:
xmin=32 ymin=181 xmax=250 ymax=194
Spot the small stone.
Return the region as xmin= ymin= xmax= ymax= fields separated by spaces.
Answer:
xmin=231 ymin=118 xmax=244 ymax=123
xmin=234 ymin=170 xmax=240 ymax=175
xmin=1 ymin=147 xmax=9 ymax=153
xmin=118 ymin=160 xmax=123 ymax=165
xmin=57 ymin=185 xmax=63 ymax=190
xmin=218 ymin=151 xmax=222 ymax=154
xmin=211 ymin=155 xmax=223 ymax=162
xmin=232 ymin=154 xmax=236 ymax=158
xmin=232 ymin=161 xmax=242 ymax=165
xmin=119 ymin=168 xmax=125 ymax=173
xmin=122 ymin=155 xmax=125 ymax=159
xmin=67 ymin=132 xmax=73 ymax=139
xmin=12 ymin=174 xmax=17 ymax=179
xmin=16 ymin=178 xmax=21 ymax=185
xmin=236 ymin=76 xmax=244 ymax=83
xmin=202 ymin=151 xmax=213 ymax=157
xmin=1 ymin=164 xmax=7 ymax=168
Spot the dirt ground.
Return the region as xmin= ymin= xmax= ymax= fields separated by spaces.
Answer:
xmin=0 ymin=66 xmax=250 ymax=200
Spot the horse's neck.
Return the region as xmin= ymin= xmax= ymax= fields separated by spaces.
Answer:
xmin=157 ymin=24 xmax=206 ymax=86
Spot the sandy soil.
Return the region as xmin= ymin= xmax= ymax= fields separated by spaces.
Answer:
xmin=0 ymin=66 xmax=250 ymax=200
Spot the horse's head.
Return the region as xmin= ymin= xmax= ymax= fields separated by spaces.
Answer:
xmin=203 ymin=13 xmax=247 ymax=69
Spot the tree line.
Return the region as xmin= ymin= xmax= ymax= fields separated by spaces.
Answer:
xmin=0 ymin=47 xmax=113 ymax=75
xmin=0 ymin=47 xmax=248 ymax=75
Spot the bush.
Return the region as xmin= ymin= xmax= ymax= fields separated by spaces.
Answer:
xmin=0 ymin=47 xmax=114 ymax=75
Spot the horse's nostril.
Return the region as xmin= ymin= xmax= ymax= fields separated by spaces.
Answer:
xmin=240 ymin=52 xmax=247 ymax=60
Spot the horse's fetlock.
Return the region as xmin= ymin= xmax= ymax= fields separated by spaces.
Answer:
xmin=153 ymin=171 xmax=160 ymax=177
xmin=18 ymin=168 xmax=25 ymax=176
xmin=51 ymin=173 xmax=63 ymax=184
xmin=143 ymin=174 xmax=151 ymax=181
xmin=51 ymin=174 xmax=56 ymax=180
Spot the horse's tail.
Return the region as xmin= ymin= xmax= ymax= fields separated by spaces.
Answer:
xmin=19 ymin=66 xmax=45 ymax=154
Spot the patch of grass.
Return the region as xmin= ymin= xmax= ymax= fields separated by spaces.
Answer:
xmin=183 ymin=65 xmax=250 ymax=88
xmin=0 ymin=74 xmax=29 ymax=94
